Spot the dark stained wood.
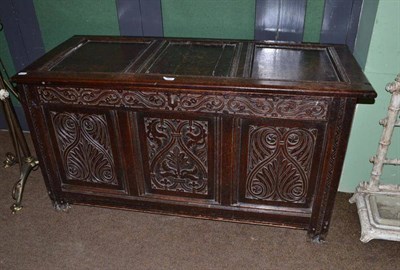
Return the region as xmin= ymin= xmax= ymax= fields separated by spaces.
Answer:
xmin=251 ymin=45 xmax=340 ymax=82
xmin=143 ymin=42 xmax=239 ymax=77
xmin=15 ymin=36 xmax=375 ymax=101
xmin=13 ymin=36 xmax=376 ymax=241
xmin=50 ymin=41 xmax=151 ymax=73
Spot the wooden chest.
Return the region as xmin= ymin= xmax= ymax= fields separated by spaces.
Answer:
xmin=13 ymin=36 xmax=376 ymax=241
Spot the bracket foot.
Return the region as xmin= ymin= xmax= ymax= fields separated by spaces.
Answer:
xmin=53 ymin=201 xmax=71 ymax=212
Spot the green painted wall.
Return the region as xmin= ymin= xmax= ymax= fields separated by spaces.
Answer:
xmin=4 ymin=1 xmax=329 ymax=61
xmin=161 ymin=0 xmax=324 ymax=41
xmin=339 ymin=0 xmax=400 ymax=192
xmin=162 ymin=0 xmax=256 ymax=40
xmin=7 ymin=0 xmax=326 ymax=57
xmin=303 ymin=0 xmax=325 ymax=42
xmin=33 ymin=0 xmax=120 ymax=51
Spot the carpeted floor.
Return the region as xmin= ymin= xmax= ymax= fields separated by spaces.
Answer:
xmin=0 ymin=131 xmax=399 ymax=270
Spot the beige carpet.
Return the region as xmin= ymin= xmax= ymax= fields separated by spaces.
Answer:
xmin=0 ymin=132 xmax=399 ymax=270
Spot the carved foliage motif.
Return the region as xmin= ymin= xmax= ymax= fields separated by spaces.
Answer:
xmin=246 ymin=125 xmax=317 ymax=203
xmin=38 ymin=87 xmax=329 ymax=120
xmin=144 ymin=118 xmax=209 ymax=195
xmin=51 ymin=112 xmax=117 ymax=185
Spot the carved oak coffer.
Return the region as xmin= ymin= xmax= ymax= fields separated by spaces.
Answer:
xmin=13 ymin=36 xmax=376 ymax=241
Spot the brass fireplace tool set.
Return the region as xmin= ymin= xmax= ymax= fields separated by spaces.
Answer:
xmin=0 ymin=58 xmax=39 ymax=213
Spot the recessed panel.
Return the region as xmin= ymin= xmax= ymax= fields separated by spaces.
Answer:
xmin=237 ymin=118 xmax=326 ymax=209
xmin=138 ymin=113 xmax=217 ymax=201
xmin=50 ymin=41 xmax=149 ymax=72
xmin=47 ymin=109 xmax=128 ymax=193
xmin=251 ymin=46 xmax=340 ymax=82
xmin=145 ymin=42 xmax=237 ymax=77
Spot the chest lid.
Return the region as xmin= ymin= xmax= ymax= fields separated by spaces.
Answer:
xmin=12 ymin=36 xmax=376 ymax=101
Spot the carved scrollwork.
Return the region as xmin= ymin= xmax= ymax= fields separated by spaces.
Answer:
xmin=122 ymin=91 xmax=168 ymax=109
xmin=246 ymin=125 xmax=317 ymax=203
xmin=274 ymin=99 xmax=328 ymax=119
xmin=39 ymin=87 xmax=79 ymax=104
xmin=51 ymin=112 xmax=117 ymax=185
xmin=179 ymin=94 xmax=225 ymax=112
xmin=144 ymin=118 xmax=209 ymax=195
xmin=38 ymin=87 xmax=329 ymax=120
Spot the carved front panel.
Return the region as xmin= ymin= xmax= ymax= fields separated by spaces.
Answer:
xmin=237 ymin=119 xmax=324 ymax=208
xmin=50 ymin=111 xmax=118 ymax=186
xmin=144 ymin=117 xmax=210 ymax=196
xmin=245 ymin=126 xmax=317 ymax=204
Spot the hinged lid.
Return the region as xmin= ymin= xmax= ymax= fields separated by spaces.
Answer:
xmin=12 ymin=36 xmax=376 ymax=101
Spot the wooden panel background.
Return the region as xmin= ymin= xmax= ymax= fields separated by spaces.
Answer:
xmin=254 ymin=0 xmax=369 ymax=52
xmin=320 ymin=0 xmax=363 ymax=49
xmin=255 ymin=0 xmax=307 ymax=42
xmin=0 ymin=0 xmax=45 ymax=71
xmin=116 ymin=0 xmax=163 ymax=37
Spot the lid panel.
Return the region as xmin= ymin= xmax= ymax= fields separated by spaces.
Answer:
xmin=50 ymin=41 xmax=150 ymax=73
xmin=251 ymin=46 xmax=340 ymax=82
xmin=12 ymin=36 xmax=376 ymax=102
xmin=144 ymin=42 xmax=238 ymax=77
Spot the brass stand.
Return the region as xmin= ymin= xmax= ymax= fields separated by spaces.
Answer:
xmin=1 ymin=62 xmax=39 ymax=213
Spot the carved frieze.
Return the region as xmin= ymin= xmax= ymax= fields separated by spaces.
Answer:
xmin=50 ymin=112 xmax=117 ymax=185
xmin=38 ymin=87 xmax=329 ymax=120
xmin=144 ymin=118 xmax=209 ymax=195
xmin=245 ymin=125 xmax=317 ymax=203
